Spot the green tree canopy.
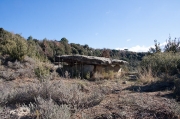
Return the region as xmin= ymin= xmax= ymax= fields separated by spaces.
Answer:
xmin=60 ymin=37 xmax=69 ymax=44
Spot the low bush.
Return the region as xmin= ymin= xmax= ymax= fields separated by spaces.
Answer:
xmin=35 ymin=96 xmax=71 ymax=119
xmin=141 ymin=52 xmax=180 ymax=76
xmin=139 ymin=51 xmax=180 ymax=99
xmin=0 ymin=56 xmax=37 ymax=81
xmin=0 ymin=79 xmax=104 ymax=118
xmin=34 ymin=65 xmax=50 ymax=78
xmin=0 ymin=69 xmax=19 ymax=81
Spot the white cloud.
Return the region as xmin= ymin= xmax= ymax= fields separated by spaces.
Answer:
xmin=116 ymin=45 xmax=153 ymax=52
xmin=115 ymin=41 xmax=167 ymax=52
xmin=129 ymin=45 xmax=151 ymax=52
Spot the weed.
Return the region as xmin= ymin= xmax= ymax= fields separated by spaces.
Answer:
xmin=35 ymin=96 xmax=71 ymax=119
xmin=138 ymin=66 xmax=157 ymax=83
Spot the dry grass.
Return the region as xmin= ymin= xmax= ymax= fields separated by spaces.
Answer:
xmin=138 ymin=66 xmax=180 ymax=100
xmin=0 ymin=78 xmax=105 ymax=119
xmin=0 ymin=56 xmax=37 ymax=81
xmin=93 ymin=70 xmax=121 ymax=80
xmin=138 ymin=67 xmax=158 ymax=83
xmin=0 ymin=78 xmax=180 ymax=119
xmin=35 ymin=96 xmax=71 ymax=119
xmin=0 ymin=56 xmax=180 ymax=119
xmin=0 ymin=56 xmax=56 ymax=81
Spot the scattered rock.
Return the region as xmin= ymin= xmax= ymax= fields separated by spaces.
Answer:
xmin=10 ymin=107 xmax=30 ymax=118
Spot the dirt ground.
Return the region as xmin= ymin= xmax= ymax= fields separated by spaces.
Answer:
xmin=72 ymin=78 xmax=180 ymax=119
xmin=0 ymin=76 xmax=180 ymax=119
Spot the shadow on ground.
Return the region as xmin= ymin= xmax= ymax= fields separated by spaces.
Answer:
xmin=124 ymin=81 xmax=174 ymax=92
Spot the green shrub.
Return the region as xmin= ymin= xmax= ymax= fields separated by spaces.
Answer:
xmin=141 ymin=52 xmax=180 ymax=76
xmin=34 ymin=63 xmax=50 ymax=78
xmin=139 ymin=52 xmax=180 ymax=88
xmin=27 ymin=39 xmax=38 ymax=57
xmin=0 ymin=33 xmax=28 ymax=61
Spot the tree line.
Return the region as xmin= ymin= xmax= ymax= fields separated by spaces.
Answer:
xmin=0 ymin=28 xmax=146 ymax=70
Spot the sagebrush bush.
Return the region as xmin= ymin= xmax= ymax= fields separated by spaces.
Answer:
xmin=35 ymin=96 xmax=71 ymax=119
xmin=0 ymin=69 xmax=19 ymax=81
xmin=0 ymin=79 xmax=104 ymax=118
xmin=0 ymin=56 xmax=37 ymax=81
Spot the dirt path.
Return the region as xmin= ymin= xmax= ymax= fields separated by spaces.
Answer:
xmin=74 ymin=79 xmax=180 ymax=119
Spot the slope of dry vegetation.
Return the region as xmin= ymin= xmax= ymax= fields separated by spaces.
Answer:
xmin=0 ymin=60 xmax=180 ymax=119
xmin=0 ymin=28 xmax=180 ymax=119
xmin=0 ymin=77 xmax=180 ymax=119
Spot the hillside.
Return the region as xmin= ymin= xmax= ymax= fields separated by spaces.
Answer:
xmin=0 ymin=28 xmax=146 ymax=70
xmin=0 ymin=28 xmax=180 ymax=119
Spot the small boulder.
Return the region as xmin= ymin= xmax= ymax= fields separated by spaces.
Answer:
xmin=10 ymin=106 xmax=30 ymax=118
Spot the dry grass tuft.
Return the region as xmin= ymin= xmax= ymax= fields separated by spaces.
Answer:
xmin=138 ymin=67 xmax=157 ymax=83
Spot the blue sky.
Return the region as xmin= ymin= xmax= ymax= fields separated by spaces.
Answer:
xmin=0 ymin=0 xmax=180 ymax=52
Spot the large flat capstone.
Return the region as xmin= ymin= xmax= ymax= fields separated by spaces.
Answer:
xmin=56 ymin=55 xmax=127 ymax=65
